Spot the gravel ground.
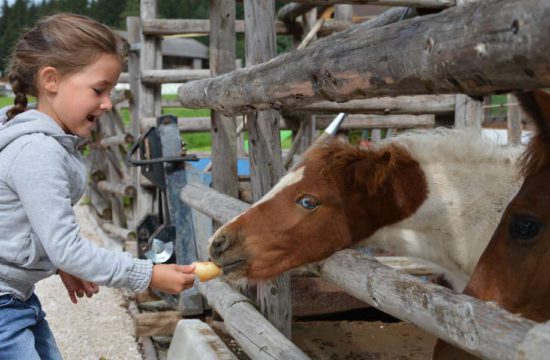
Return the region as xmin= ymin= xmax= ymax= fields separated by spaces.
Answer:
xmin=35 ymin=203 xmax=143 ymax=360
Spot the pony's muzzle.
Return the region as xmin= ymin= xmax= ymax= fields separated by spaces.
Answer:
xmin=209 ymin=234 xmax=232 ymax=259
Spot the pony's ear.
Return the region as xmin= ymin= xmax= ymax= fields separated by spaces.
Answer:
xmin=516 ymin=89 xmax=550 ymax=177
xmin=348 ymin=148 xmax=395 ymax=197
xmin=516 ymin=89 xmax=550 ymax=136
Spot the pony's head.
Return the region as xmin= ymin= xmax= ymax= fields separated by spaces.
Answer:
xmin=208 ymin=136 xmax=428 ymax=281
xmin=433 ymin=90 xmax=550 ymax=359
xmin=464 ymin=90 xmax=550 ymax=321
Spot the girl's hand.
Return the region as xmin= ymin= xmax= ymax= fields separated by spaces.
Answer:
xmin=150 ymin=264 xmax=196 ymax=295
xmin=58 ymin=270 xmax=99 ymax=304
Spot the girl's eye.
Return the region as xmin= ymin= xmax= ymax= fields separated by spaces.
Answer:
xmin=93 ymin=88 xmax=104 ymax=95
xmin=508 ymin=215 xmax=542 ymax=244
xmin=296 ymin=195 xmax=319 ymax=210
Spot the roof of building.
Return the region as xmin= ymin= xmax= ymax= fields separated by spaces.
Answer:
xmin=118 ymin=31 xmax=208 ymax=59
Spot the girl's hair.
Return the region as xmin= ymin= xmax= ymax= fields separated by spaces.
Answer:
xmin=6 ymin=13 xmax=127 ymax=121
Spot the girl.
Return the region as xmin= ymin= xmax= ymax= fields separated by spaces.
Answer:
xmin=0 ymin=13 xmax=196 ymax=359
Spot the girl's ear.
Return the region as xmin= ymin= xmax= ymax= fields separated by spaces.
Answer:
xmin=38 ymin=66 xmax=60 ymax=94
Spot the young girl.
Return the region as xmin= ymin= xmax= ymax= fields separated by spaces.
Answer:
xmin=0 ymin=13 xmax=196 ymax=359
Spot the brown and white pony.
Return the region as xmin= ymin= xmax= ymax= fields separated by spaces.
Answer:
xmin=208 ymin=124 xmax=522 ymax=291
xmin=433 ymin=91 xmax=550 ymax=359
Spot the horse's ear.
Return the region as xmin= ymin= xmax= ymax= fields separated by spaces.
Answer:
xmin=516 ymin=89 xmax=550 ymax=136
xmin=348 ymin=148 xmax=395 ymax=197
xmin=516 ymin=89 xmax=550 ymax=177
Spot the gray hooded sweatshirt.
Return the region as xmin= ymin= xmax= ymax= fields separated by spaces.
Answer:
xmin=0 ymin=108 xmax=153 ymax=300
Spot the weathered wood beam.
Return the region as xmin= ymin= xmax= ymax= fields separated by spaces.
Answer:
xmin=101 ymin=222 xmax=137 ymax=242
xmin=317 ymin=249 xmax=543 ymax=360
xmin=301 ymin=95 xmax=456 ymax=114
xmin=315 ymin=114 xmax=435 ymax=128
xmin=142 ymin=114 xmax=432 ymax=132
xmin=178 ymin=0 xmax=550 ymax=116
xmin=99 ymin=134 xmax=134 ymax=148
xmin=97 ymin=180 xmax=137 ymax=198
xmin=141 ymin=19 xmax=291 ymax=35
xmin=141 ymin=69 xmax=210 ymax=84
xmin=197 ymin=279 xmax=310 ymax=360
xmin=277 ymin=3 xmax=316 ymax=22
xmin=133 ymin=310 xmax=182 ymax=337
xmin=279 ymin=0 xmax=454 ymax=8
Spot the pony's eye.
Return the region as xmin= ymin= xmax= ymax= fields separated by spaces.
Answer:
xmin=296 ymin=195 xmax=319 ymax=210
xmin=508 ymin=215 xmax=542 ymax=243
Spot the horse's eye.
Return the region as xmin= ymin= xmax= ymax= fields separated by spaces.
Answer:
xmin=508 ymin=215 xmax=542 ymax=243
xmin=296 ymin=195 xmax=319 ymax=210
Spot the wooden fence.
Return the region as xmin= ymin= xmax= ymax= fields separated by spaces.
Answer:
xmin=85 ymin=0 xmax=549 ymax=358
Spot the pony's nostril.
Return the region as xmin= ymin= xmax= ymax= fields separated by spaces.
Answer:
xmin=211 ymin=234 xmax=231 ymax=256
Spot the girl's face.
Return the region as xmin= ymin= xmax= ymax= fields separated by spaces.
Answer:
xmin=38 ymin=53 xmax=122 ymax=138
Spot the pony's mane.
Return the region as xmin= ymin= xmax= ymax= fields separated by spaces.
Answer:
xmin=377 ymin=128 xmax=522 ymax=167
xmin=515 ymin=90 xmax=550 ymax=178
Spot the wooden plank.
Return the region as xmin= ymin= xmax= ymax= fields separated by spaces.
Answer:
xmin=280 ymin=0 xmax=454 ymax=8
xmin=141 ymin=69 xmax=210 ymax=84
xmin=178 ymin=0 xmax=550 ymax=116
xmin=101 ymin=222 xmax=137 ymax=242
xmin=301 ymin=95 xmax=456 ymax=114
xmin=197 ymin=279 xmax=310 ymax=360
xmin=277 ymin=3 xmax=315 ymax=22
xmin=210 ymin=0 xmax=239 ymax=205
xmin=316 ymin=249 xmax=543 ymax=360
xmin=99 ymin=134 xmax=134 ymax=148
xmin=244 ymin=0 xmax=291 ymax=338
xmin=134 ymin=1 xmax=159 ymax=225
xmin=133 ymin=310 xmax=182 ymax=337
xmin=143 ymin=114 xmax=434 ymax=133
xmin=141 ymin=18 xmax=291 ymax=35
xmin=97 ymin=180 xmax=136 ymax=197
xmin=506 ymin=94 xmax=522 ymax=145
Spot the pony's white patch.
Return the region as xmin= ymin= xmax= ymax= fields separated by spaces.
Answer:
xmin=366 ymin=129 xmax=524 ymax=291
xmin=252 ymin=166 xmax=305 ymax=207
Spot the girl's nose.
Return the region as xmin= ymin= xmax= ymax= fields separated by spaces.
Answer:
xmin=100 ymin=95 xmax=113 ymax=111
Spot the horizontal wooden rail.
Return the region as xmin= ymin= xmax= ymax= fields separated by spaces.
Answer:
xmin=141 ymin=69 xmax=210 ymax=84
xmin=180 ymin=182 xmax=550 ymax=359
xmin=316 ymin=114 xmax=435 ymax=129
xmin=300 ymin=95 xmax=456 ymax=114
xmin=142 ymin=114 xmax=433 ymax=132
xmin=317 ymin=250 xmax=543 ymax=360
xmin=99 ymin=134 xmax=135 ymax=148
xmin=178 ymin=0 xmax=550 ymax=115
xmin=277 ymin=4 xmax=316 ymax=22
xmin=197 ymin=279 xmax=309 ymax=360
xmin=97 ymin=180 xmax=136 ymax=198
xmin=141 ymin=19 xmax=292 ymax=35
xmin=101 ymin=222 xmax=137 ymax=242
xmin=279 ymin=0 xmax=455 ymax=8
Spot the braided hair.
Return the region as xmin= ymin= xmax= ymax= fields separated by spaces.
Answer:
xmin=5 ymin=13 xmax=127 ymax=121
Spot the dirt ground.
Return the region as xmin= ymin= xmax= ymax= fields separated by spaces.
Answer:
xmin=293 ymin=320 xmax=436 ymax=360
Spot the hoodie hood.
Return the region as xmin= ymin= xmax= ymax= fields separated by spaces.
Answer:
xmin=0 ymin=106 xmax=81 ymax=153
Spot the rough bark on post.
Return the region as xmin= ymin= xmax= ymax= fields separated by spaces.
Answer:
xmin=209 ymin=0 xmax=239 ymax=205
xmin=244 ymin=0 xmax=292 ymax=339
xmin=134 ymin=0 xmax=160 ymax=224
xmin=453 ymin=0 xmax=483 ymax=130
xmin=177 ymin=0 xmax=550 ymax=115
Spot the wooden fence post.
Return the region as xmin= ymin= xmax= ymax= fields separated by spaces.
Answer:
xmin=244 ymin=0 xmax=292 ymax=338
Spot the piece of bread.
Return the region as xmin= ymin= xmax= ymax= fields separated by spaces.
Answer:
xmin=193 ymin=261 xmax=222 ymax=282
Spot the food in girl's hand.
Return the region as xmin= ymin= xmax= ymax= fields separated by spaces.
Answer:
xmin=193 ymin=261 xmax=222 ymax=282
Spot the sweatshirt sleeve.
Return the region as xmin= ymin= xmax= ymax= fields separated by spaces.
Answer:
xmin=7 ymin=139 xmax=153 ymax=293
